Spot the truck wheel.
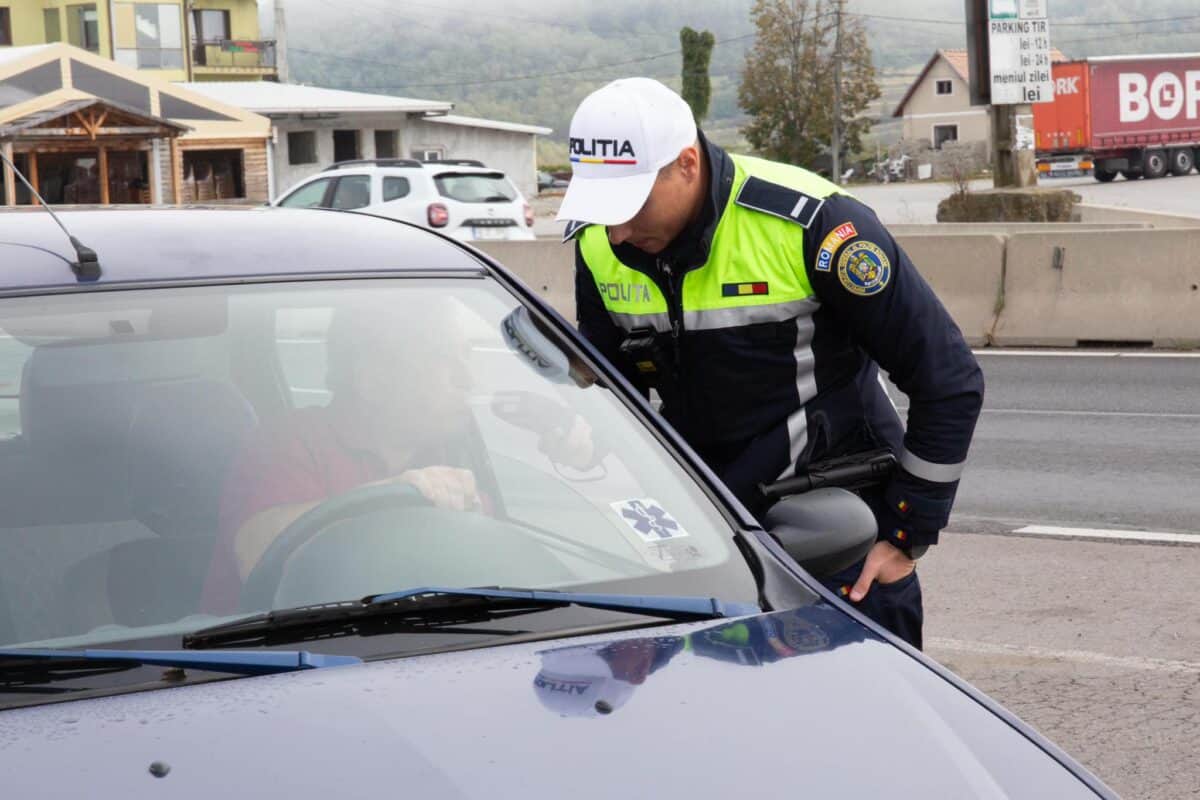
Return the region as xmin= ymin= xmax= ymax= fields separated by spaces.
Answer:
xmin=1169 ymin=148 xmax=1195 ymax=176
xmin=1142 ymin=149 xmax=1168 ymax=179
xmin=1120 ymin=170 xmax=1142 ymax=181
xmin=1093 ymin=167 xmax=1118 ymax=183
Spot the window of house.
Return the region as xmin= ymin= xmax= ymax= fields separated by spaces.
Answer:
xmin=933 ymin=124 xmax=959 ymax=150
xmin=935 ymin=79 xmax=953 ymax=96
xmin=382 ymin=176 xmax=411 ymax=202
xmin=374 ymin=130 xmax=398 ymax=159
xmin=190 ymin=9 xmax=230 ymax=67
xmin=413 ymin=147 xmax=444 ymax=162
xmin=114 ymin=3 xmax=184 ymax=68
xmin=287 ymin=131 xmax=318 ymax=165
xmin=182 ymin=150 xmax=245 ymax=201
xmin=192 ymin=9 xmax=230 ymax=43
xmin=333 ymin=130 xmax=360 ymax=163
xmin=0 ymin=8 xmax=13 ymax=47
xmin=67 ymin=4 xmax=101 ymax=52
xmin=43 ymin=8 xmax=61 ymax=42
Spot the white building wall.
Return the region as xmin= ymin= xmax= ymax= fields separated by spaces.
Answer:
xmin=269 ymin=113 xmax=541 ymax=201
xmin=409 ymin=119 xmax=539 ymax=198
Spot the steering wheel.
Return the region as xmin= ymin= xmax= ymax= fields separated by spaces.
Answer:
xmin=238 ymin=482 xmax=431 ymax=612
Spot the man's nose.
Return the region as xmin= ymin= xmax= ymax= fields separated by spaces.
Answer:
xmin=608 ymin=223 xmax=633 ymax=246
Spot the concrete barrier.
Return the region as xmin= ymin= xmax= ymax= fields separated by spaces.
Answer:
xmin=477 ymin=240 xmax=576 ymax=321
xmin=895 ymin=234 xmax=1005 ymax=346
xmin=481 ymin=229 xmax=1200 ymax=349
xmin=1075 ymin=203 xmax=1200 ymax=229
xmin=992 ymin=229 xmax=1200 ymax=348
xmin=889 ymin=222 xmax=1150 ymax=235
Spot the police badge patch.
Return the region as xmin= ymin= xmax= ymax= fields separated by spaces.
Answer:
xmin=836 ymin=240 xmax=892 ymax=296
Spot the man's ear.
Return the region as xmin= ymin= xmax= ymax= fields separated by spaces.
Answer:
xmin=677 ymin=144 xmax=702 ymax=182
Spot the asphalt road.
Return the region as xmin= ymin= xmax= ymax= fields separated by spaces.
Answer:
xmin=899 ymin=351 xmax=1200 ymax=800
xmin=852 ymin=171 xmax=1200 ymax=225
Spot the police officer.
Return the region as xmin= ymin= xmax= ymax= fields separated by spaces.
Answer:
xmin=557 ymin=78 xmax=984 ymax=650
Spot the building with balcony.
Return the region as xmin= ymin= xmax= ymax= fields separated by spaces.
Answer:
xmin=0 ymin=43 xmax=272 ymax=207
xmin=0 ymin=0 xmax=276 ymax=83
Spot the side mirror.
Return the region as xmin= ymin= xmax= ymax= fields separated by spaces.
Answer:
xmin=763 ymin=488 xmax=877 ymax=579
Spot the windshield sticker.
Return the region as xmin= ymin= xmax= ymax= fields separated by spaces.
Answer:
xmin=610 ymin=498 xmax=690 ymax=543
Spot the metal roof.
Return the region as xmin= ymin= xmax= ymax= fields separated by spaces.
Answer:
xmin=0 ymin=45 xmax=56 ymax=69
xmin=176 ymin=81 xmax=453 ymax=115
xmin=425 ymin=114 xmax=552 ymax=136
xmin=0 ymin=97 xmax=190 ymax=138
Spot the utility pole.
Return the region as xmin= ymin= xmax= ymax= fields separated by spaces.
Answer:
xmin=831 ymin=0 xmax=845 ymax=184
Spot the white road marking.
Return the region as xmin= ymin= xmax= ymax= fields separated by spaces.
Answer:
xmin=895 ymin=406 xmax=1200 ymax=420
xmin=927 ymin=637 xmax=1200 ymax=675
xmin=1012 ymin=524 xmax=1200 ymax=546
xmin=972 ymin=349 xmax=1200 ymax=359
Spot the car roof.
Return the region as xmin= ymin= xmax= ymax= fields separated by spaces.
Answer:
xmin=0 ymin=207 xmax=487 ymax=294
xmin=320 ymin=161 xmax=502 ymax=177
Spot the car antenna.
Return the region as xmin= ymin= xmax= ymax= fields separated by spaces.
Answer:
xmin=0 ymin=150 xmax=101 ymax=281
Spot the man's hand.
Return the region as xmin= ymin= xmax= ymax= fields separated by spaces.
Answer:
xmin=849 ymin=541 xmax=916 ymax=602
xmin=398 ymin=466 xmax=480 ymax=511
xmin=538 ymin=416 xmax=596 ymax=471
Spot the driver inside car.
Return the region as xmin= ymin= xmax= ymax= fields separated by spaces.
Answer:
xmin=200 ymin=299 xmax=483 ymax=614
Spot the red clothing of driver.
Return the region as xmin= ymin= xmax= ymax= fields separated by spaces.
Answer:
xmin=200 ymin=405 xmax=387 ymax=615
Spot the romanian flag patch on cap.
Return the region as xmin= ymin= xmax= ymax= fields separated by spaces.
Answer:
xmin=722 ymin=282 xmax=769 ymax=297
xmin=897 ymin=499 xmax=910 ymax=514
xmin=894 ymin=529 xmax=908 ymax=543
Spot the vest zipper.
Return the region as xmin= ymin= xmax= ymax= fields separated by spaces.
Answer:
xmin=657 ymin=258 xmax=683 ymax=367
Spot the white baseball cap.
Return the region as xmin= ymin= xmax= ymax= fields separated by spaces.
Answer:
xmin=556 ymin=78 xmax=697 ymax=226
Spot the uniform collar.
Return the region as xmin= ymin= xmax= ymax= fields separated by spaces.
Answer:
xmin=613 ymin=129 xmax=735 ymax=272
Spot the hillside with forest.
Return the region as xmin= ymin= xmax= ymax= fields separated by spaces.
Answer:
xmin=281 ymin=0 xmax=1200 ymax=163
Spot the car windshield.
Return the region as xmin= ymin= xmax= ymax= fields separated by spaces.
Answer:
xmin=433 ymin=172 xmax=517 ymax=203
xmin=0 ymin=277 xmax=758 ymax=653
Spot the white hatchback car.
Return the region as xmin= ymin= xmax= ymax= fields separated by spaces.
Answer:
xmin=273 ymin=159 xmax=537 ymax=242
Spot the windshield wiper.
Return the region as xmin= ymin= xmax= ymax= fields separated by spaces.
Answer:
xmin=0 ymin=647 xmax=361 ymax=678
xmin=184 ymin=587 xmax=760 ymax=650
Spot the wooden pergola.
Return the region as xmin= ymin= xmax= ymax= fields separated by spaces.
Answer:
xmin=0 ymin=98 xmax=190 ymax=207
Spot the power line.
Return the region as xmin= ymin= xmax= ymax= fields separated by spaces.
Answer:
xmin=851 ymin=11 xmax=1200 ymax=28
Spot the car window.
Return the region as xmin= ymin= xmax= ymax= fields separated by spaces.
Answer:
xmin=433 ymin=172 xmax=517 ymax=203
xmin=330 ymin=175 xmax=372 ymax=210
xmin=0 ymin=279 xmax=759 ymax=655
xmin=382 ymin=176 xmax=411 ymax=202
xmin=278 ymin=178 xmax=332 ymax=208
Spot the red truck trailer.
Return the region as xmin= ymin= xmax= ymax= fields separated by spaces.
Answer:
xmin=1034 ymin=54 xmax=1200 ymax=182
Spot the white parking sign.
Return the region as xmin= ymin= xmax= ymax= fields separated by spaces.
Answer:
xmin=988 ymin=0 xmax=1054 ymax=105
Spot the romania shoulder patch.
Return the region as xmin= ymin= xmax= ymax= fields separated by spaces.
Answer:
xmin=837 ymin=240 xmax=892 ymax=296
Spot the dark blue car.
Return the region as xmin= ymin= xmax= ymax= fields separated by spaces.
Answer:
xmin=0 ymin=208 xmax=1114 ymax=798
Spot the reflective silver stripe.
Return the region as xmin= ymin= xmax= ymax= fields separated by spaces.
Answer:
xmin=777 ymin=316 xmax=818 ymax=481
xmin=683 ymin=298 xmax=820 ymax=332
xmin=608 ymin=311 xmax=672 ymax=333
xmin=900 ymin=448 xmax=967 ymax=483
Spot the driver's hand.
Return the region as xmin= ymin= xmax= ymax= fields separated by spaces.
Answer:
xmin=397 ymin=466 xmax=480 ymax=512
xmin=538 ymin=415 xmax=595 ymax=470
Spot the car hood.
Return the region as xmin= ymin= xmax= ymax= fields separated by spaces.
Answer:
xmin=0 ymin=603 xmax=1104 ymax=799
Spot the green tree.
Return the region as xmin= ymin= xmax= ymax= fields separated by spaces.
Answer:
xmin=738 ymin=0 xmax=880 ymax=169
xmin=679 ymin=26 xmax=716 ymax=123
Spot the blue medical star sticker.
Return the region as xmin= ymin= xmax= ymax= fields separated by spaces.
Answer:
xmin=620 ymin=500 xmax=680 ymax=540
